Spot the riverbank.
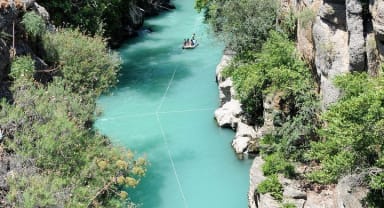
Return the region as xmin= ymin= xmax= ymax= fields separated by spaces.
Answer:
xmin=214 ymin=50 xmax=261 ymax=158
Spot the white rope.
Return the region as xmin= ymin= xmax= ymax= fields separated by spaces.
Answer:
xmin=158 ymin=107 xmax=214 ymax=114
xmin=156 ymin=65 xmax=177 ymax=112
xmin=155 ymin=64 xmax=188 ymax=207
xmin=156 ymin=114 xmax=189 ymax=208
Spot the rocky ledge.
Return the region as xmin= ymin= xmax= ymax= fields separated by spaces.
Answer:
xmin=214 ymin=50 xmax=262 ymax=157
xmin=214 ymin=50 xmax=281 ymax=157
xmin=248 ymin=157 xmax=373 ymax=208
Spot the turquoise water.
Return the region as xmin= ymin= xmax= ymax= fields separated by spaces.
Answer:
xmin=95 ymin=1 xmax=252 ymax=207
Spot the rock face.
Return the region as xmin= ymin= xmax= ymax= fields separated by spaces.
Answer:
xmin=247 ymin=0 xmax=382 ymax=207
xmin=346 ymin=0 xmax=365 ymax=71
xmin=249 ymin=161 xmax=370 ymax=208
xmin=311 ymin=0 xmax=383 ymax=108
xmin=314 ymin=0 xmax=350 ymax=109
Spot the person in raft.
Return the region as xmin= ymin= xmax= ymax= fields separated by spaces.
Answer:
xmin=191 ymin=33 xmax=196 ymax=45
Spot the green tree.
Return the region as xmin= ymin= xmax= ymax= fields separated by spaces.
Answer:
xmin=197 ymin=0 xmax=278 ymax=52
xmin=307 ymin=73 xmax=384 ymax=184
xmin=2 ymin=70 xmax=145 ymax=207
xmin=42 ymin=28 xmax=120 ymax=96
xmin=38 ymin=0 xmax=141 ymax=40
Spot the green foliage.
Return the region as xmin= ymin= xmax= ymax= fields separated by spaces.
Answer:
xmin=282 ymin=203 xmax=297 ymax=208
xmin=370 ymin=172 xmax=384 ymax=190
xmin=1 ymin=24 xmax=143 ymax=206
xmin=39 ymin=0 xmax=139 ymax=40
xmin=7 ymin=174 xmax=66 ymax=208
xmin=21 ymin=12 xmax=46 ymax=39
xmin=257 ymin=174 xmax=283 ymax=201
xmin=228 ymin=31 xmax=318 ymax=161
xmin=1 ymin=78 xmax=146 ymax=207
xmin=42 ymin=29 xmax=120 ymax=96
xmin=307 ymin=73 xmax=384 ymax=184
xmin=195 ymin=0 xmax=210 ymax=12
xmin=202 ymin=0 xmax=278 ymax=52
xmin=262 ymin=153 xmax=295 ymax=178
xmin=10 ymin=56 xmax=35 ymax=80
xmin=278 ymin=8 xmax=297 ymax=39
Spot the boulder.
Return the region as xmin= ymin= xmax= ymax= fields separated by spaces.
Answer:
xmin=33 ymin=2 xmax=50 ymax=22
xmin=255 ymin=193 xmax=280 ymax=208
xmin=305 ymin=189 xmax=336 ymax=208
xmin=215 ymin=54 xmax=233 ymax=83
xmin=235 ymin=122 xmax=257 ymax=138
xmin=231 ymin=136 xmax=250 ymax=154
xmin=366 ymin=32 xmax=381 ymax=76
xmin=214 ymin=99 xmax=242 ymax=129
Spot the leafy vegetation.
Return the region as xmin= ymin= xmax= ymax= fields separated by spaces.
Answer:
xmin=21 ymin=11 xmax=46 ymax=39
xmin=307 ymin=73 xmax=384 ymax=185
xmin=225 ymin=31 xmax=318 ymax=161
xmin=39 ymin=0 xmax=131 ymax=38
xmin=9 ymin=56 xmax=35 ymax=80
xmin=1 ymin=27 xmax=142 ymax=207
xmin=262 ymin=152 xmax=295 ymax=178
xmin=257 ymin=174 xmax=283 ymax=201
xmin=42 ymin=29 xmax=120 ymax=96
xmin=196 ymin=0 xmax=278 ymax=52
xmin=199 ymin=0 xmax=384 ymax=205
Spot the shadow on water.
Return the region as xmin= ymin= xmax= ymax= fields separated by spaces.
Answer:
xmin=116 ymin=40 xmax=192 ymax=99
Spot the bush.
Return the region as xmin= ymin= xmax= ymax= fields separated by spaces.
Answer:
xmin=9 ymin=56 xmax=35 ymax=80
xmin=21 ymin=11 xmax=46 ymax=39
xmin=262 ymin=153 xmax=295 ymax=178
xmin=257 ymin=174 xmax=283 ymax=201
xmin=228 ymin=31 xmax=319 ymax=161
xmin=282 ymin=203 xmax=297 ymax=208
xmin=307 ymin=73 xmax=384 ymax=184
xmin=200 ymin=0 xmax=278 ymax=52
xmin=1 ymin=79 xmax=146 ymax=207
xmin=39 ymin=0 xmax=140 ymax=40
xmin=42 ymin=29 xmax=120 ymax=95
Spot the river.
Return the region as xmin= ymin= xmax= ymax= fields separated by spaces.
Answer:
xmin=94 ymin=1 xmax=252 ymax=207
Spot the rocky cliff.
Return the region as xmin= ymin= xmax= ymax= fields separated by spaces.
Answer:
xmin=305 ymin=0 xmax=382 ymax=108
xmin=214 ymin=0 xmax=384 ymax=207
xmin=245 ymin=0 xmax=384 ymax=207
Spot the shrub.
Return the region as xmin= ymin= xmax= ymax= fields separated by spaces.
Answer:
xmin=42 ymin=28 xmax=120 ymax=95
xmin=257 ymin=174 xmax=283 ymax=201
xmin=1 ymin=79 xmax=146 ymax=206
xmin=201 ymin=0 xmax=278 ymax=52
xmin=307 ymin=73 xmax=384 ymax=184
xmin=229 ymin=31 xmax=319 ymax=161
xmin=262 ymin=153 xmax=295 ymax=178
xmin=9 ymin=56 xmax=35 ymax=80
xmin=21 ymin=12 xmax=46 ymax=39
